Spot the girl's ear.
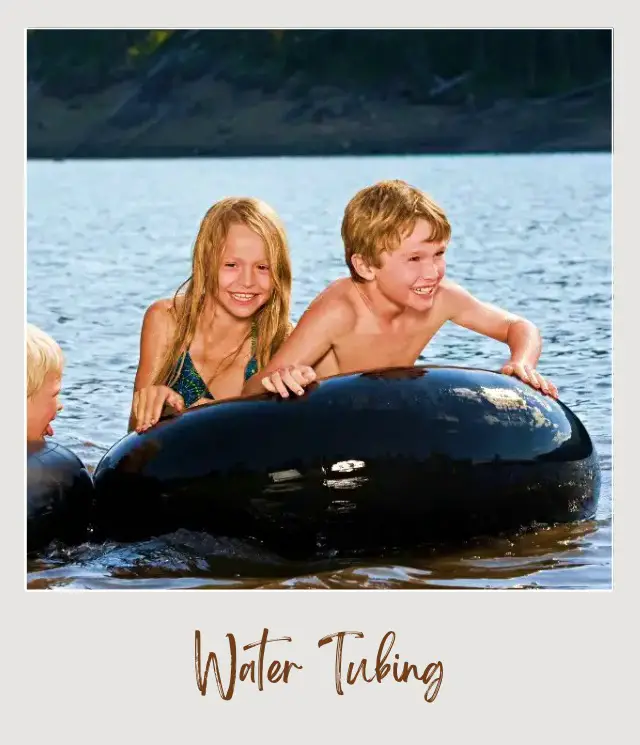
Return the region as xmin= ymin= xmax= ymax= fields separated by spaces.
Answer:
xmin=351 ymin=253 xmax=376 ymax=282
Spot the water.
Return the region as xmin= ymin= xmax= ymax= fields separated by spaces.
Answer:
xmin=26 ymin=153 xmax=612 ymax=589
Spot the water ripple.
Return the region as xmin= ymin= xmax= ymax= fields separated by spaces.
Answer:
xmin=26 ymin=153 xmax=612 ymax=589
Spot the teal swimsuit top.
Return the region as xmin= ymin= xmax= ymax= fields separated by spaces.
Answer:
xmin=170 ymin=327 xmax=258 ymax=407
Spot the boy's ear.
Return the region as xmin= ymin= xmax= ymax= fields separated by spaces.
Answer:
xmin=351 ymin=253 xmax=376 ymax=281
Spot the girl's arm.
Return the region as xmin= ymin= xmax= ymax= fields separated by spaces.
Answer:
xmin=128 ymin=300 xmax=184 ymax=431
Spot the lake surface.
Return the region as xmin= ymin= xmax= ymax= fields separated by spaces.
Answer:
xmin=26 ymin=153 xmax=612 ymax=589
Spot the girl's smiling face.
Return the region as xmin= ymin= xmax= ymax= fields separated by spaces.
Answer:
xmin=216 ymin=223 xmax=273 ymax=319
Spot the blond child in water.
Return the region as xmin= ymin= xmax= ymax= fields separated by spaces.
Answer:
xmin=244 ymin=179 xmax=558 ymax=399
xmin=130 ymin=196 xmax=302 ymax=432
xmin=27 ymin=323 xmax=64 ymax=441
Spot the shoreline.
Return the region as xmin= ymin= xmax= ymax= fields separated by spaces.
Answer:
xmin=27 ymin=145 xmax=611 ymax=160
xmin=27 ymin=82 xmax=611 ymax=161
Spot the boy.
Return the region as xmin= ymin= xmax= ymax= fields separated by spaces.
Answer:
xmin=27 ymin=323 xmax=64 ymax=441
xmin=243 ymin=179 xmax=557 ymax=399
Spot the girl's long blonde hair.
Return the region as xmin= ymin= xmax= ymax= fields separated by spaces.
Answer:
xmin=154 ymin=197 xmax=292 ymax=388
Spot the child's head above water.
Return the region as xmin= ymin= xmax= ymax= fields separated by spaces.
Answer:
xmin=156 ymin=197 xmax=293 ymax=387
xmin=26 ymin=323 xmax=64 ymax=441
xmin=341 ymin=179 xmax=451 ymax=283
xmin=192 ymin=196 xmax=292 ymax=316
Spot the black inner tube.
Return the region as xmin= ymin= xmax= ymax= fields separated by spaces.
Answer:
xmin=27 ymin=439 xmax=94 ymax=553
xmin=90 ymin=365 xmax=601 ymax=557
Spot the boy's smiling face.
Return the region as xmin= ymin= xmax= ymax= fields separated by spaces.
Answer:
xmin=372 ymin=219 xmax=448 ymax=311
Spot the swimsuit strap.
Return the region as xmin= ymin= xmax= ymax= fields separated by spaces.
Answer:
xmin=245 ymin=320 xmax=259 ymax=381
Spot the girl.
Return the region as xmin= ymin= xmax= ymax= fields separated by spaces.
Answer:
xmin=129 ymin=197 xmax=311 ymax=432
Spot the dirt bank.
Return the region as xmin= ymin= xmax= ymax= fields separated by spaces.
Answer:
xmin=27 ymin=78 xmax=611 ymax=159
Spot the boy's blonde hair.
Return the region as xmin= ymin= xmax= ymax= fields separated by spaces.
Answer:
xmin=26 ymin=323 xmax=64 ymax=399
xmin=341 ymin=179 xmax=452 ymax=282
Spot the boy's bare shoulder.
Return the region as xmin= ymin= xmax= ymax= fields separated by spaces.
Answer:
xmin=438 ymin=277 xmax=466 ymax=297
xmin=436 ymin=278 xmax=474 ymax=314
xmin=303 ymin=278 xmax=358 ymax=331
xmin=308 ymin=277 xmax=353 ymax=304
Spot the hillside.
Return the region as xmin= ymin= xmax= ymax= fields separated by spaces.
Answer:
xmin=27 ymin=30 xmax=612 ymax=158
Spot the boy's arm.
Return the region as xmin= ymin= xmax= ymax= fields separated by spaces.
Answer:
xmin=242 ymin=294 xmax=351 ymax=397
xmin=445 ymin=281 xmax=557 ymax=397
